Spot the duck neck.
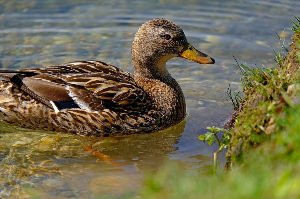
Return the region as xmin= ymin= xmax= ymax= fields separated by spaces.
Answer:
xmin=133 ymin=60 xmax=186 ymax=123
xmin=133 ymin=53 xmax=172 ymax=79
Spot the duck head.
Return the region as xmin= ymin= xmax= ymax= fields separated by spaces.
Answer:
xmin=132 ymin=18 xmax=215 ymax=78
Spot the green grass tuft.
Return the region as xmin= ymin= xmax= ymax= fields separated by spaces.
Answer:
xmin=292 ymin=17 xmax=300 ymax=33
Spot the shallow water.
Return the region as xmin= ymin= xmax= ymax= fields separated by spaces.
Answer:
xmin=0 ymin=0 xmax=299 ymax=197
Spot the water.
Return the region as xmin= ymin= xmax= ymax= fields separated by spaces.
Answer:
xmin=0 ymin=0 xmax=299 ymax=197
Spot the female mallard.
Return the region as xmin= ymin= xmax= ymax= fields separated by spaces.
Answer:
xmin=0 ymin=18 xmax=214 ymax=136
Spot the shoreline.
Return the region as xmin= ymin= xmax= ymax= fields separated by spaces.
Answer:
xmin=226 ymin=30 xmax=300 ymax=165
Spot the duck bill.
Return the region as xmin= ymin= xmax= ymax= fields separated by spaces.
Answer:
xmin=179 ymin=43 xmax=215 ymax=64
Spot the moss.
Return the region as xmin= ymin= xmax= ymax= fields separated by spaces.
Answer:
xmin=227 ymin=31 xmax=300 ymax=164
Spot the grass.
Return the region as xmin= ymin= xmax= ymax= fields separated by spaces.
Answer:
xmin=292 ymin=17 xmax=300 ymax=33
xmin=136 ymin=18 xmax=300 ymax=199
xmin=227 ymin=64 xmax=293 ymax=162
xmin=225 ymin=22 xmax=300 ymax=162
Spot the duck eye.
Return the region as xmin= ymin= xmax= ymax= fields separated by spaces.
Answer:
xmin=160 ymin=33 xmax=171 ymax=40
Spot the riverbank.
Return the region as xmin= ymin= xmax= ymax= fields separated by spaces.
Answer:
xmin=226 ymin=18 xmax=300 ymax=165
xmin=136 ymin=18 xmax=300 ymax=199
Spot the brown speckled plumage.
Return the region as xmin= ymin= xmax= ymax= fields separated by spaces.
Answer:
xmin=0 ymin=18 xmax=214 ymax=136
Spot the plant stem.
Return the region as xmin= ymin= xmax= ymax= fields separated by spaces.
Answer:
xmin=213 ymin=133 xmax=221 ymax=146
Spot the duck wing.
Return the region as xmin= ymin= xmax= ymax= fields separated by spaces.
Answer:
xmin=0 ymin=61 xmax=151 ymax=113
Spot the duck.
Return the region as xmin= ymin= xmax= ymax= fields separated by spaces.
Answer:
xmin=0 ymin=18 xmax=215 ymax=136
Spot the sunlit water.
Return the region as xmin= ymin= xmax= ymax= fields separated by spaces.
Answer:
xmin=0 ymin=0 xmax=299 ymax=198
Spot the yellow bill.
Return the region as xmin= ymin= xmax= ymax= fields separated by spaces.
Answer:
xmin=179 ymin=43 xmax=215 ymax=64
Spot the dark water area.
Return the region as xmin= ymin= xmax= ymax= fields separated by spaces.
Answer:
xmin=0 ymin=0 xmax=299 ymax=197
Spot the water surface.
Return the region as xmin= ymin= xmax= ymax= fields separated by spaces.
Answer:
xmin=0 ymin=0 xmax=299 ymax=198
